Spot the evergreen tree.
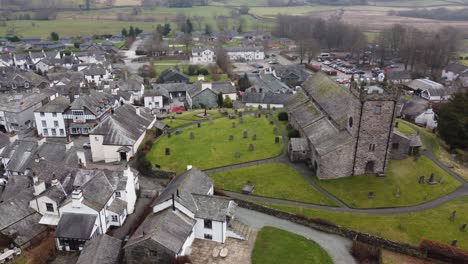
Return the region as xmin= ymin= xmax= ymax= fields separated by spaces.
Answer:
xmin=223 ymin=96 xmax=233 ymax=108
xmin=238 ymin=73 xmax=251 ymax=91
xmin=50 ymin=32 xmax=59 ymax=41
xmin=204 ymin=24 xmax=212 ymax=36
xmin=163 ymin=23 xmax=171 ymax=36
xmin=436 ymin=92 xmax=468 ymax=150
xmin=121 ymin=28 xmax=128 ymax=37
xmin=217 ymin=92 xmax=224 ymax=107
xmin=129 ymin=26 xmax=135 ymax=38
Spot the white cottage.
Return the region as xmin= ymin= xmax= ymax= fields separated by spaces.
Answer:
xmin=89 ymin=104 xmax=155 ymax=163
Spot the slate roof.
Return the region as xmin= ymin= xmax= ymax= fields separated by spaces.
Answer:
xmin=192 ymin=46 xmax=214 ymax=53
xmin=243 ymin=92 xmax=289 ymax=105
xmin=109 ymin=78 xmax=143 ymax=92
xmin=0 ymin=212 xmax=47 ymax=246
xmin=273 ymin=64 xmax=309 ymax=83
xmin=289 ymin=100 xmax=323 ymax=128
xmin=151 ymin=82 xmax=195 ymax=93
xmin=211 ymin=81 xmax=236 ymax=94
xmin=90 ymin=104 xmax=154 ymax=146
xmin=400 ymin=97 xmax=429 ymax=120
xmin=408 ymin=134 xmax=423 ymax=147
xmin=290 ymin=138 xmax=310 ymax=152
xmin=445 ymin=63 xmax=468 ymax=74
xmin=153 ymin=168 xmax=213 ymax=213
xmin=158 ymin=69 xmax=189 ymax=83
xmin=224 ymin=46 xmax=264 ymax=52
xmin=0 ymin=195 xmax=35 ymax=230
xmin=79 ymin=171 xmax=114 ymax=211
xmin=192 ymin=194 xmax=235 ymax=222
xmin=109 ymin=198 xmax=127 ymax=215
xmin=81 ymin=64 xmax=107 ymax=76
xmin=1 ymin=140 xmax=38 ymax=173
xmin=303 ymin=118 xmax=353 ymax=155
xmin=0 ymin=89 xmax=56 ymax=112
xmin=56 ymin=213 xmax=97 ymax=239
xmin=34 ymin=96 xmax=70 ymax=113
xmin=248 ymin=72 xmax=292 ymax=94
xmin=146 ymin=85 xmax=170 ymax=98
xmin=69 ymin=91 xmax=114 ymax=116
xmin=124 ymin=209 xmax=195 ymax=254
xmin=77 ymin=235 xmax=122 ymax=264
xmin=0 ymin=132 xmax=10 ymax=151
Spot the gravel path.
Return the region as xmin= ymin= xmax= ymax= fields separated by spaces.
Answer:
xmin=235 ymin=207 xmax=357 ymax=264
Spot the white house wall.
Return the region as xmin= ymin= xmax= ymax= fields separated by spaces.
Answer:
xmin=194 ymin=219 xmax=224 ymax=243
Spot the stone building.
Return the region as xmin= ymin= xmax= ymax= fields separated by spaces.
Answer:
xmin=287 ymin=73 xmax=400 ymax=179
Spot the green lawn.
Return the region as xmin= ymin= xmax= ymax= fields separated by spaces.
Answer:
xmin=147 ymin=115 xmax=283 ymax=173
xmin=210 ymin=163 xmax=337 ymax=206
xmin=252 ymin=226 xmax=333 ymax=264
xmin=398 ymin=119 xmax=468 ymax=181
xmin=161 ymin=119 xmax=194 ymax=129
xmin=256 ymin=196 xmax=468 ymax=250
xmin=459 ymin=52 xmax=468 ymax=66
xmin=396 ymin=121 xmax=417 ymax=135
xmin=314 ymin=156 xmax=462 ymax=208
xmin=168 ymin=109 xmax=225 ymax=121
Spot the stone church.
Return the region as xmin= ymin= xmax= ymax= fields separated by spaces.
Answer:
xmin=287 ymin=73 xmax=401 ymax=179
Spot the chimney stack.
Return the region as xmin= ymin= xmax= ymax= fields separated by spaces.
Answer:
xmin=33 ymin=172 xmax=46 ymax=196
xmin=71 ymin=189 xmax=83 ymax=208
xmin=51 ymin=174 xmax=59 ymax=186
xmin=65 ymin=140 xmax=74 ymax=150
xmin=38 ymin=136 xmax=46 ymax=146
xmin=135 ymin=107 xmax=141 ymax=116
xmin=8 ymin=133 xmax=18 ymax=143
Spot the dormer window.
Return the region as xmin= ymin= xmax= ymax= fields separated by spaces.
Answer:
xmin=46 ymin=203 xmax=54 ymax=212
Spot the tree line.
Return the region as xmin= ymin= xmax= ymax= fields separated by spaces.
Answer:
xmin=374 ymin=24 xmax=462 ymax=78
xmin=274 ymin=15 xmax=368 ymax=62
xmin=394 ymin=8 xmax=468 ymax=21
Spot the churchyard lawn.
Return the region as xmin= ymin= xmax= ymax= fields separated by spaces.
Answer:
xmin=255 ymin=196 xmax=468 ymax=250
xmin=252 ymin=226 xmax=333 ymax=264
xmin=210 ymin=163 xmax=337 ymax=206
xmin=147 ymin=115 xmax=283 ymax=173
xmin=313 ymin=156 xmax=462 ymax=208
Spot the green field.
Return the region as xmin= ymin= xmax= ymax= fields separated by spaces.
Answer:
xmin=314 ymin=156 xmax=462 ymax=208
xmin=161 ymin=118 xmax=194 ymax=129
xmin=210 ymin=163 xmax=337 ymax=206
xmin=252 ymin=226 xmax=333 ymax=264
xmin=147 ymin=115 xmax=284 ymax=173
xmin=256 ymin=196 xmax=468 ymax=250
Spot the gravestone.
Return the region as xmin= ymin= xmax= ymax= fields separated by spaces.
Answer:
xmin=190 ymin=132 xmax=195 ymax=140
xmin=275 ymin=137 xmax=280 ymax=144
xmin=229 ymin=135 xmax=234 ymax=141
xmin=238 ymin=112 xmax=243 ymax=118
xmin=239 ymin=117 xmax=244 ymax=124
xmin=197 ymin=122 xmax=201 ymax=128
xmin=155 ymin=164 xmax=161 ymax=169
xmin=232 ymin=122 xmax=236 ymax=128
xmin=165 ymin=148 xmax=170 ymax=156
xmin=270 ymin=120 xmax=274 ymax=125
xmin=235 ymin=151 xmax=240 ymax=158
xmin=242 ymin=181 xmax=254 ymax=194
xmin=273 ymin=127 xmax=278 ymax=134
xmin=252 ymin=134 xmax=257 ymax=141
xmin=368 ymin=192 xmax=374 ymax=199
xmin=460 ymin=224 xmax=467 ymax=232
xmin=427 ymin=173 xmax=436 ymax=185
xmin=418 ymin=176 xmax=425 ymax=184
xmin=175 ymin=129 xmax=181 ymax=135
xmin=257 ymin=113 xmax=262 ymax=118
xmin=168 ymin=131 xmax=172 ymax=138
xmin=395 ymin=188 xmax=400 ymax=198
xmin=249 ymin=144 xmax=254 ymax=151
xmin=243 ymin=131 xmax=248 ymax=138
xmin=451 ymin=240 xmax=458 ymax=247
xmin=450 ymin=211 xmax=457 ymax=222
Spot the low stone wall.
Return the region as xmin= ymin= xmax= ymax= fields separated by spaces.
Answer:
xmin=235 ymin=199 xmax=426 ymax=259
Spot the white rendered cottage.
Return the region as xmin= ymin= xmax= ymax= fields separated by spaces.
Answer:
xmin=89 ymin=104 xmax=155 ymax=163
xmin=52 ymin=166 xmax=138 ymax=251
xmin=124 ymin=167 xmax=239 ymax=264
xmin=190 ymin=47 xmax=215 ymax=64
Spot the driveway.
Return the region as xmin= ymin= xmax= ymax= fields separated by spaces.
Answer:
xmin=235 ymin=207 xmax=357 ymax=264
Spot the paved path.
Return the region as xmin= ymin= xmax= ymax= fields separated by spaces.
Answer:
xmin=235 ymin=207 xmax=357 ymax=264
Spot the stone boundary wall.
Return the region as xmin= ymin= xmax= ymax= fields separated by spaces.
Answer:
xmin=235 ymin=199 xmax=426 ymax=259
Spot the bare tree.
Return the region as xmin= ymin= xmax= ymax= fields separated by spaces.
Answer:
xmin=306 ymin=39 xmax=320 ymax=64
xmin=215 ymin=45 xmax=232 ymax=76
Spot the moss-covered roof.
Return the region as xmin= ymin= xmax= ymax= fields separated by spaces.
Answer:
xmin=302 ymin=73 xmax=353 ymax=129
